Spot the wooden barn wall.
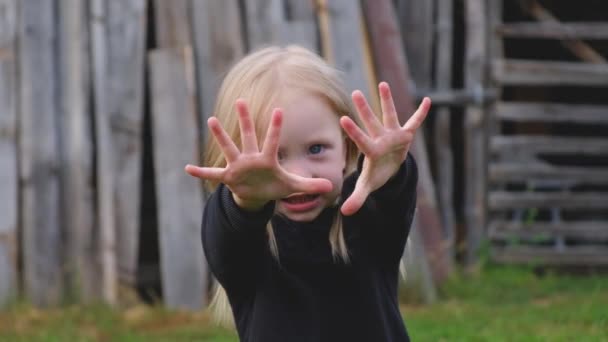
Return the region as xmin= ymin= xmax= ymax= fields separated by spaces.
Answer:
xmin=3 ymin=0 xmax=606 ymax=309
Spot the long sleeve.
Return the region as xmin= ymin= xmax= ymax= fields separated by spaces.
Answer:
xmin=201 ymin=184 xmax=275 ymax=295
xmin=343 ymin=153 xmax=418 ymax=264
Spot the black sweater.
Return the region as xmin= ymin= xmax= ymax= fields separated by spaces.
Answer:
xmin=202 ymin=154 xmax=418 ymax=342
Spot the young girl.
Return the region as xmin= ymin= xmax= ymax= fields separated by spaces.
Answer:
xmin=185 ymin=45 xmax=430 ymax=342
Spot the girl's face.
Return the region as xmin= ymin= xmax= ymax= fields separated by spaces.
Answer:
xmin=273 ymin=90 xmax=347 ymax=222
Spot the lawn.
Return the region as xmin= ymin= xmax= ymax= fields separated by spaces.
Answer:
xmin=1 ymin=264 xmax=606 ymax=341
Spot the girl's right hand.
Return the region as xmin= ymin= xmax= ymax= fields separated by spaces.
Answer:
xmin=185 ymin=99 xmax=333 ymax=211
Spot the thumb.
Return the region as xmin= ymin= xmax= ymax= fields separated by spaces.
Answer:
xmin=340 ymin=181 xmax=370 ymax=216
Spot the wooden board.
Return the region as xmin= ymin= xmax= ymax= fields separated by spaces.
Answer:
xmin=489 ymin=163 xmax=608 ymax=184
xmin=58 ymin=0 xmax=98 ymax=302
xmin=106 ymin=0 xmax=147 ymax=288
xmin=153 ymin=0 xmax=192 ymax=48
xmin=497 ymin=22 xmax=608 ymax=40
xmin=464 ymin=0 xmax=488 ymax=265
xmin=243 ymin=0 xmax=283 ymax=49
xmin=149 ymin=47 xmax=206 ymax=310
xmin=191 ymin=0 xmax=244 ymax=134
xmin=490 ymin=136 xmax=608 ymax=156
xmin=495 ymin=102 xmax=608 ymax=124
xmin=488 ymin=221 xmax=608 ymax=241
xmin=0 ymin=0 xmax=18 ymax=307
xmin=18 ymin=0 xmax=64 ymax=306
xmin=492 ymin=246 xmax=608 ymax=266
xmin=489 ymin=191 xmax=608 ymax=210
xmin=492 ymin=59 xmax=608 ymax=86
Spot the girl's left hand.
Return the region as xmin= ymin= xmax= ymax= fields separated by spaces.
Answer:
xmin=339 ymin=82 xmax=431 ymax=216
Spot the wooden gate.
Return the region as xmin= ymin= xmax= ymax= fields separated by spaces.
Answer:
xmin=478 ymin=0 xmax=608 ymax=265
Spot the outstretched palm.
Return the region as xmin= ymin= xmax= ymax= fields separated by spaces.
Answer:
xmin=340 ymin=82 xmax=431 ymax=216
xmin=185 ymin=99 xmax=333 ymax=210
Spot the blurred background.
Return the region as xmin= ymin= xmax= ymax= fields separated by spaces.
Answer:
xmin=0 ymin=0 xmax=607 ymax=340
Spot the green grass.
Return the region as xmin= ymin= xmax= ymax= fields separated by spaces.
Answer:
xmin=1 ymin=265 xmax=606 ymax=341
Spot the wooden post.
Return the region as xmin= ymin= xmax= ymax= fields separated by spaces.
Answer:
xmin=105 ymin=0 xmax=147 ymax=291
xmin=464 ymin=0 xmax=488 ymax=266
xmin=18 ymin=0 xmax=64 ymax=306
xmin=90 ymin=0 xmax=118 ymax=305
xmin=362 ymin=0 xmax=452 ymax=285
xmin=58 ymin=0 xmax=98 ymax=303
xmin=434 ymin=0 xmax=457 ymax=260
xmin=148 ymin=47 xmax=206 ymax=310
xmin=0 ymin=0 xmax=18 ymax=307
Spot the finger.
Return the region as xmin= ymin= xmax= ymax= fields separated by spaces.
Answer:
xmin=184 ymin=164 xmax=225 ymax=182
xmin=208 ymin=117 xmax=240 ymax=163
xmin=261 ymin=108 xmax=283 ymax=156
xmin=352 ymin=90 xmax=383 ymax=138
xmin=379 ymin=82 xmax=400 ymax=129
xmin=402 ymin=97 xmax=431 ymax=132
xmin=340 ymin=182 xmax=370 ymax=216
xmin=340 ymin=116 xmax=374 ymax=156
xmin=283 ymin=172 xmax=334 ymax=195
xmin=235 ymin=99 xmax=259 ymax=154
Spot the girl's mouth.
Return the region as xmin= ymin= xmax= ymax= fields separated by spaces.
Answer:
xmin=281 ymin=194 xmax=321 ymax=212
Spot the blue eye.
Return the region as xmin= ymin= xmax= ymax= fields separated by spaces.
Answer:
xmin=309 ymin=144 xmax=324 ymax=154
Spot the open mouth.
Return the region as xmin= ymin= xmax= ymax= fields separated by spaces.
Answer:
xmin=281 ymin=194 xmax=321 ymax=212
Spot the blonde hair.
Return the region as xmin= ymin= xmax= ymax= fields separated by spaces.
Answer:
xmin=203 ymin=45 xmax=359 ymax=326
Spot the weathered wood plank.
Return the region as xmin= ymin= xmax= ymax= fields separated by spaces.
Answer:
xmin=317 ymin=0 xmax=373 ymax=96
xmin=243 ymin=0 xmax=283 ymax=49
xmin=495 ymin=102 xmax=608 ymax=124
xmin=489 ymin=192 xmax=608 ymax=210
xmin=488 ymin=221 xmax=608 ymax=241
xmin=363 ymin=0 xmax=451 ymax=287
xmin=492 ymin=246 xmax=608 ymax=266
xmin=497 ymin=22 xmax=608 ymax=40
xmin=153 ymin=0 xmax=192 ymax=48
xmin=0 ymin=0 xmax=18 ymax=307
xmin=106 ymin=0 xmax=147 ymax=288
xmin=464 ymin=0 xmax=488 ymax=265
xmin=90 ymin=0 xmax=118 ymax=304
xmin=492 ymin=59 xmax=608 ymax=86
xmin=489 ymin=163 xmax=608 ymax=184
xmin=18 ymin=0 xmax=64 ymax=306
xmin=191 ymin=0 xmax=244 ymax=132
xmin=491 ymin=136 xmax=608 ymax=155
xmin=149 ymin=47 xmax=205 ymax=310
xmin=58 ymin=0 xmax=98 ymax=303
xmin=397 ymin=0 xmax=434 ymax=92
xmin=433 ymin=0 xmax=456 ymax=260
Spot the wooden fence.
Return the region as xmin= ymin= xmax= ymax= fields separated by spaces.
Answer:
xmin=0 ymin=0 xmax=454 ymax=309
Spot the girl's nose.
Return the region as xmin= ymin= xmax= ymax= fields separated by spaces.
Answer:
xmin=282 ymin=159 xmax=312 ymax=178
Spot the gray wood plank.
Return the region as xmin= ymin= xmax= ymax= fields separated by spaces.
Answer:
xmin=243 ymin=0 xmax=283 ymax=49
xmin=18 ymin=0 xmax=64 ymax=307
xmin=90 ymin=0 xmax=118 ymax=304
xmin=149 ymin=48 xmax=205 ymax=310
xmin=318 ymin=0 xmax=373 ymax=96
xmin=58 ymin=0 xmax=98 ymax=303
xmin=492 ymin=246 xmax=608 ymax=266
xmin=497 ymin=22 xmax=608 ymax=40
xmin=488 ymin=221 xmax=608 ymax=241
xmin=489 ymin=163 xmax=608 ymax=184
xmin=0 ymin=0 xmax=18 ymax=308
xmin=491 ymin=136 xmax=608 ymax=155
xmin=495 ymin=102 xmax=608 ymax=124
xmin=489 ymin=191 xmax=608 ymax=210
xmin=492 ymin=59 xmax=608 ymax=86
xmin=106 ymin=0 xmax=147 ymax=288
xmin=282 ymin=0 xmax=318 ymax=51
xmin=433 ymin=0 xmax=456 ymax=260
xmin=397 ymin=0 xmax=434 ymax=92
xmin=191 ymin=0 xmax=244 ymax=137
xmin=153 ymin=0 xmax=192 ymax=48
xmin=464 ymin=0 xmax=488 ymax=265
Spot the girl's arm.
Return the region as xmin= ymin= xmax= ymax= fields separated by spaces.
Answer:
xmin=202 ymin=183 xmax=274 ymax=294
